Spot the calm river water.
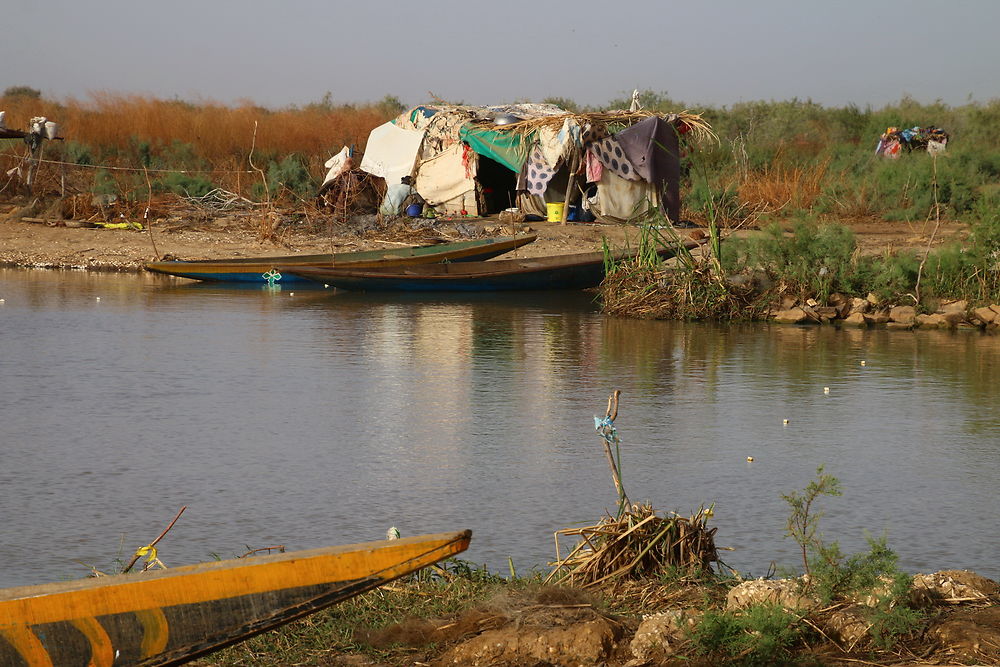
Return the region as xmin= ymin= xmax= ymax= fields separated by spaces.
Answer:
xmin=1 ymin=268 xmax=998 ymax=588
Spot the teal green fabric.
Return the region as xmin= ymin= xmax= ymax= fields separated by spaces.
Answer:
xmin=459 ymin=125 xmax=534 ymax=173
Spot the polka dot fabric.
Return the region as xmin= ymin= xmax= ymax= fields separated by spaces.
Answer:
xmin=524 ymin=145 xmax=557 ymax=195
xmin=591 ymin=137 xmax=641 ymax=181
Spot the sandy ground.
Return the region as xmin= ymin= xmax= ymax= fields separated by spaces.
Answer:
xmin=0 ymin=201 xmax=972 ymax=273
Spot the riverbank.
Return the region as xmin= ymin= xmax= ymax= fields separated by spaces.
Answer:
xmin=6 ymin=197 xmax=995 ymax=330
xmin=202 ymin=563 xmax=1000 ymax=667
xmin=0 ymin=197 xmax=970 ymax=274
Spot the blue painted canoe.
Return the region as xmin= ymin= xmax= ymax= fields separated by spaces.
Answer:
xmin=284 ymin=239 xmax=707 ymax=292
xmin=143 ymin=235 xmax=536 ymax=283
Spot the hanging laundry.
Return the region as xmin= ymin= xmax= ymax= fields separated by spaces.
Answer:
xmin=590 ymin=136 xmax=641 ymax=181
xmin=523 ymin=144 xmax=557 ymax=196
xmin=615 ymin=116 xmax=682 ymax=223
xmin=585 ymin=148 xmax=604 ymax=183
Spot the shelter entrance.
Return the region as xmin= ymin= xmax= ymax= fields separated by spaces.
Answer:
xmin=476 ymin=155 xmax=518 ymax=215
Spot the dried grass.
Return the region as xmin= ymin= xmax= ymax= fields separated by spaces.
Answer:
xmin=480 ymin=110 xmax=716 ymax=146
xmin=547 ymin=503 xmax=718 ymax=589
xmin=738 ymin=158 xmax=829 ymax=211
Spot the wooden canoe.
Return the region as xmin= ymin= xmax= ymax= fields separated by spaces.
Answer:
xmin=143 ymin=235 xmax=536 ymax=283
xmin=284 ymin=238 xmax=708 ymax=292
xmin=0 ymin=530 xmax=471 ymax=666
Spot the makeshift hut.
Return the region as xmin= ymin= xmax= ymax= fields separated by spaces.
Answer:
xmin=321 ymin=104 xmax=713 ymax=224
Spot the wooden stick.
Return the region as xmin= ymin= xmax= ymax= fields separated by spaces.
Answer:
xmin=560 ymin=152 xmax=580 ymax=225
xmin=122 ymin=506 xmax=187 ymax=574
xmin=599 ymin=390 xmax=626 ymax=507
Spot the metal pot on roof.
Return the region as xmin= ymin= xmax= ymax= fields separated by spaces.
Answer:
xmin=493 ymin=113 xmax=522 ymax=125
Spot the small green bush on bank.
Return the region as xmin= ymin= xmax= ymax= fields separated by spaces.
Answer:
xmin=647 ymin=212 xmax=1000 ymax=318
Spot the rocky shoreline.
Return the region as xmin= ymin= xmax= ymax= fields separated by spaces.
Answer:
xmin=773 ymin=294 xmax=1000 ymax=331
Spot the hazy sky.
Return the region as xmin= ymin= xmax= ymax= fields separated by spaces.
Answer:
xmin=5 ymin=0 xmax=998 ymax=110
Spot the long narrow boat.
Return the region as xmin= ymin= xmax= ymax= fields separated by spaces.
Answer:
xmin=284 ymin=239 xmax=708 ymax=292
xmin=0 ymin=530 xmax=471 ymax=666
xmin=144 ymin=235 xmax=536 ymax=283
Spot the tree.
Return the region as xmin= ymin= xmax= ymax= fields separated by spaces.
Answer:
xmin=3 ymin=86 xmax=42 ymax=99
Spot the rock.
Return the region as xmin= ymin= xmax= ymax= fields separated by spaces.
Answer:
xmin=916 ymin=313 xmax=947 ymax=328
xmin=630 ymin=610 xmax=698 ymax=662
xmin=773 ymin=307 xmax=810 ymax=324
xmin=864 ymin=309 xmax=890 ymax=325
xmin=815 ymin=306 xmax=840 ymax=322
xmin=941 ymin=310 xmax=967 ymax=327
xmin=437 ymin=618 xmax=618 ymax=666
xmin=497 ymin=210 xmax=525 ymax=224
xmin=799 ymin=304 xmax=822 ymax=322
xmin=973 ymin=306 xmax=997 ymax=325
xmin=849 ymin=297 xmax=870 ymax=315
xmin=805 ymin=298 xmax=818 ymax=307
xmin=828 ymin=293 xmax=852 ymax=318
xmin=886 ymin=321 xmax=915 ymax=330
xmin=889 ymin=305 xmax=916 ymax=325
xmin=990 ymin=304 xmax=1000 ymax=317
xmin=940 ymin=299 xmax=968 ymax=314
xmin=929 ymin=607 xmax=1000 ymax=662
xmin=779 ymin=295 xmax=798 ymax=310
xmin=821 ymin=605 xmax=871 ymax=648
xmin=842 ymin=312 xmax=868 ymax=327
xmin=911 ymin=570 xmax=1000 ymax=606
xmin=866 ymin=292 xmax=881 ymax=306
xmin=726 ymin=578 xmax=819 ymax=611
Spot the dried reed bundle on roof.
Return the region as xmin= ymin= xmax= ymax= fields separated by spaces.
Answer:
xmin=470 ymin=110 xmax=717 ymax=146
xmin=547 ymin=503 xmax=718 ymax=589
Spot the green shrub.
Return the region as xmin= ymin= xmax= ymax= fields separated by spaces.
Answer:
xmin=61 ymin=141 xmax=94 ymax=166
xmin=781 ymin=469 xmax=925 ymax=651
xmin=688 ymin=603 xmax=807 ymax=666
xmin=741 ymin=220 xmax=861 ymax=300
xmin=91 ymin=169 xmax=118 ymax=196
xmin=156 ymin=172 xmax=216 ymax=198
xmin=253 ymin=154 xmax=315 ymax=199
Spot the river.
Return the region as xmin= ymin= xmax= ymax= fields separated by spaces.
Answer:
xmin=1 ymin=268 xmax=998 ymax=589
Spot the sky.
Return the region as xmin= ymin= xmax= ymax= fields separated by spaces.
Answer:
xmin=4 ymin=0 xmax=999 ymax=111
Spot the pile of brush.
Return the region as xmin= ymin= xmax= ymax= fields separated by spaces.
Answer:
xmin=546 ymin=391 xmax=719 ymax=589
xmin=547 ymin=504 xmax=718 ymax=589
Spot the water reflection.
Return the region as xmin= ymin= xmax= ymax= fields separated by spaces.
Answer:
xmin=0 ymin=268 xmax=998 ymax=589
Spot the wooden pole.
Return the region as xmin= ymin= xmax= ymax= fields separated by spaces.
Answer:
xmin=560 ymin=151 xmax=580 ymax=225
xmin=598 ymin=390 xmax=628 ymax=509
xmin=24 ymin=140 xmax=43 ymax=196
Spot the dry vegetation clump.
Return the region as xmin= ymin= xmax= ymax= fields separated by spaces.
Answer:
xmin=0 ymin=93 xmax=388 ymax=163
xmin=601 ymin=261 xmax=769 ymax=321
xmin=737 ymin=157 xmax=829 ymax=212
xmin=0 ymin=93 xmax=393 ymax=205
xmin=547 ymin=504 xmax=719 ymax=590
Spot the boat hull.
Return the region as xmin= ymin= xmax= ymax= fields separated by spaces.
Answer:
xmin=286 ymin=239 xmax=706 ymax=292
xmin=143 ymin=236 xmax=536 ymax=283
xmin=0 ymin=530 xmax=471 ymax=666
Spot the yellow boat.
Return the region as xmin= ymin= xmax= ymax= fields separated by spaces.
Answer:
xmin=0 ymin=530 xmax=471 ymax=666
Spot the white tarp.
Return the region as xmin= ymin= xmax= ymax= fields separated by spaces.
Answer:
xmin=320 ymin=146 xmax=352 ymax=188
xmin=415 ymin=143 xmax=477 ymax=213
xmin=416 ymin=144 xmax=478 ymax=215
xmin=360 ymin=122 xmax=425 ymax=185
xmin=593 ymin=169 xmax=657 ymax=221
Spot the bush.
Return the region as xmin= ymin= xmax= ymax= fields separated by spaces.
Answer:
xmin=739 ymin=220 xmax=861 ymax=300
xmin=156 ymin=172 xmax=216 ymax=198
xmin=688 ymin=603 xmax=807 ymax=666
xmin=253 ymin=154 xmax=314 ymax=200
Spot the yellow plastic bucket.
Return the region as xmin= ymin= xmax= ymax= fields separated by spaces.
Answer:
xmin=546 ymin=202 xmax=565 ymax=222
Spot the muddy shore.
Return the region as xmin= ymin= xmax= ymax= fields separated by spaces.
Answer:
xmin=0 ymin=201 xmax=971 ymax=275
